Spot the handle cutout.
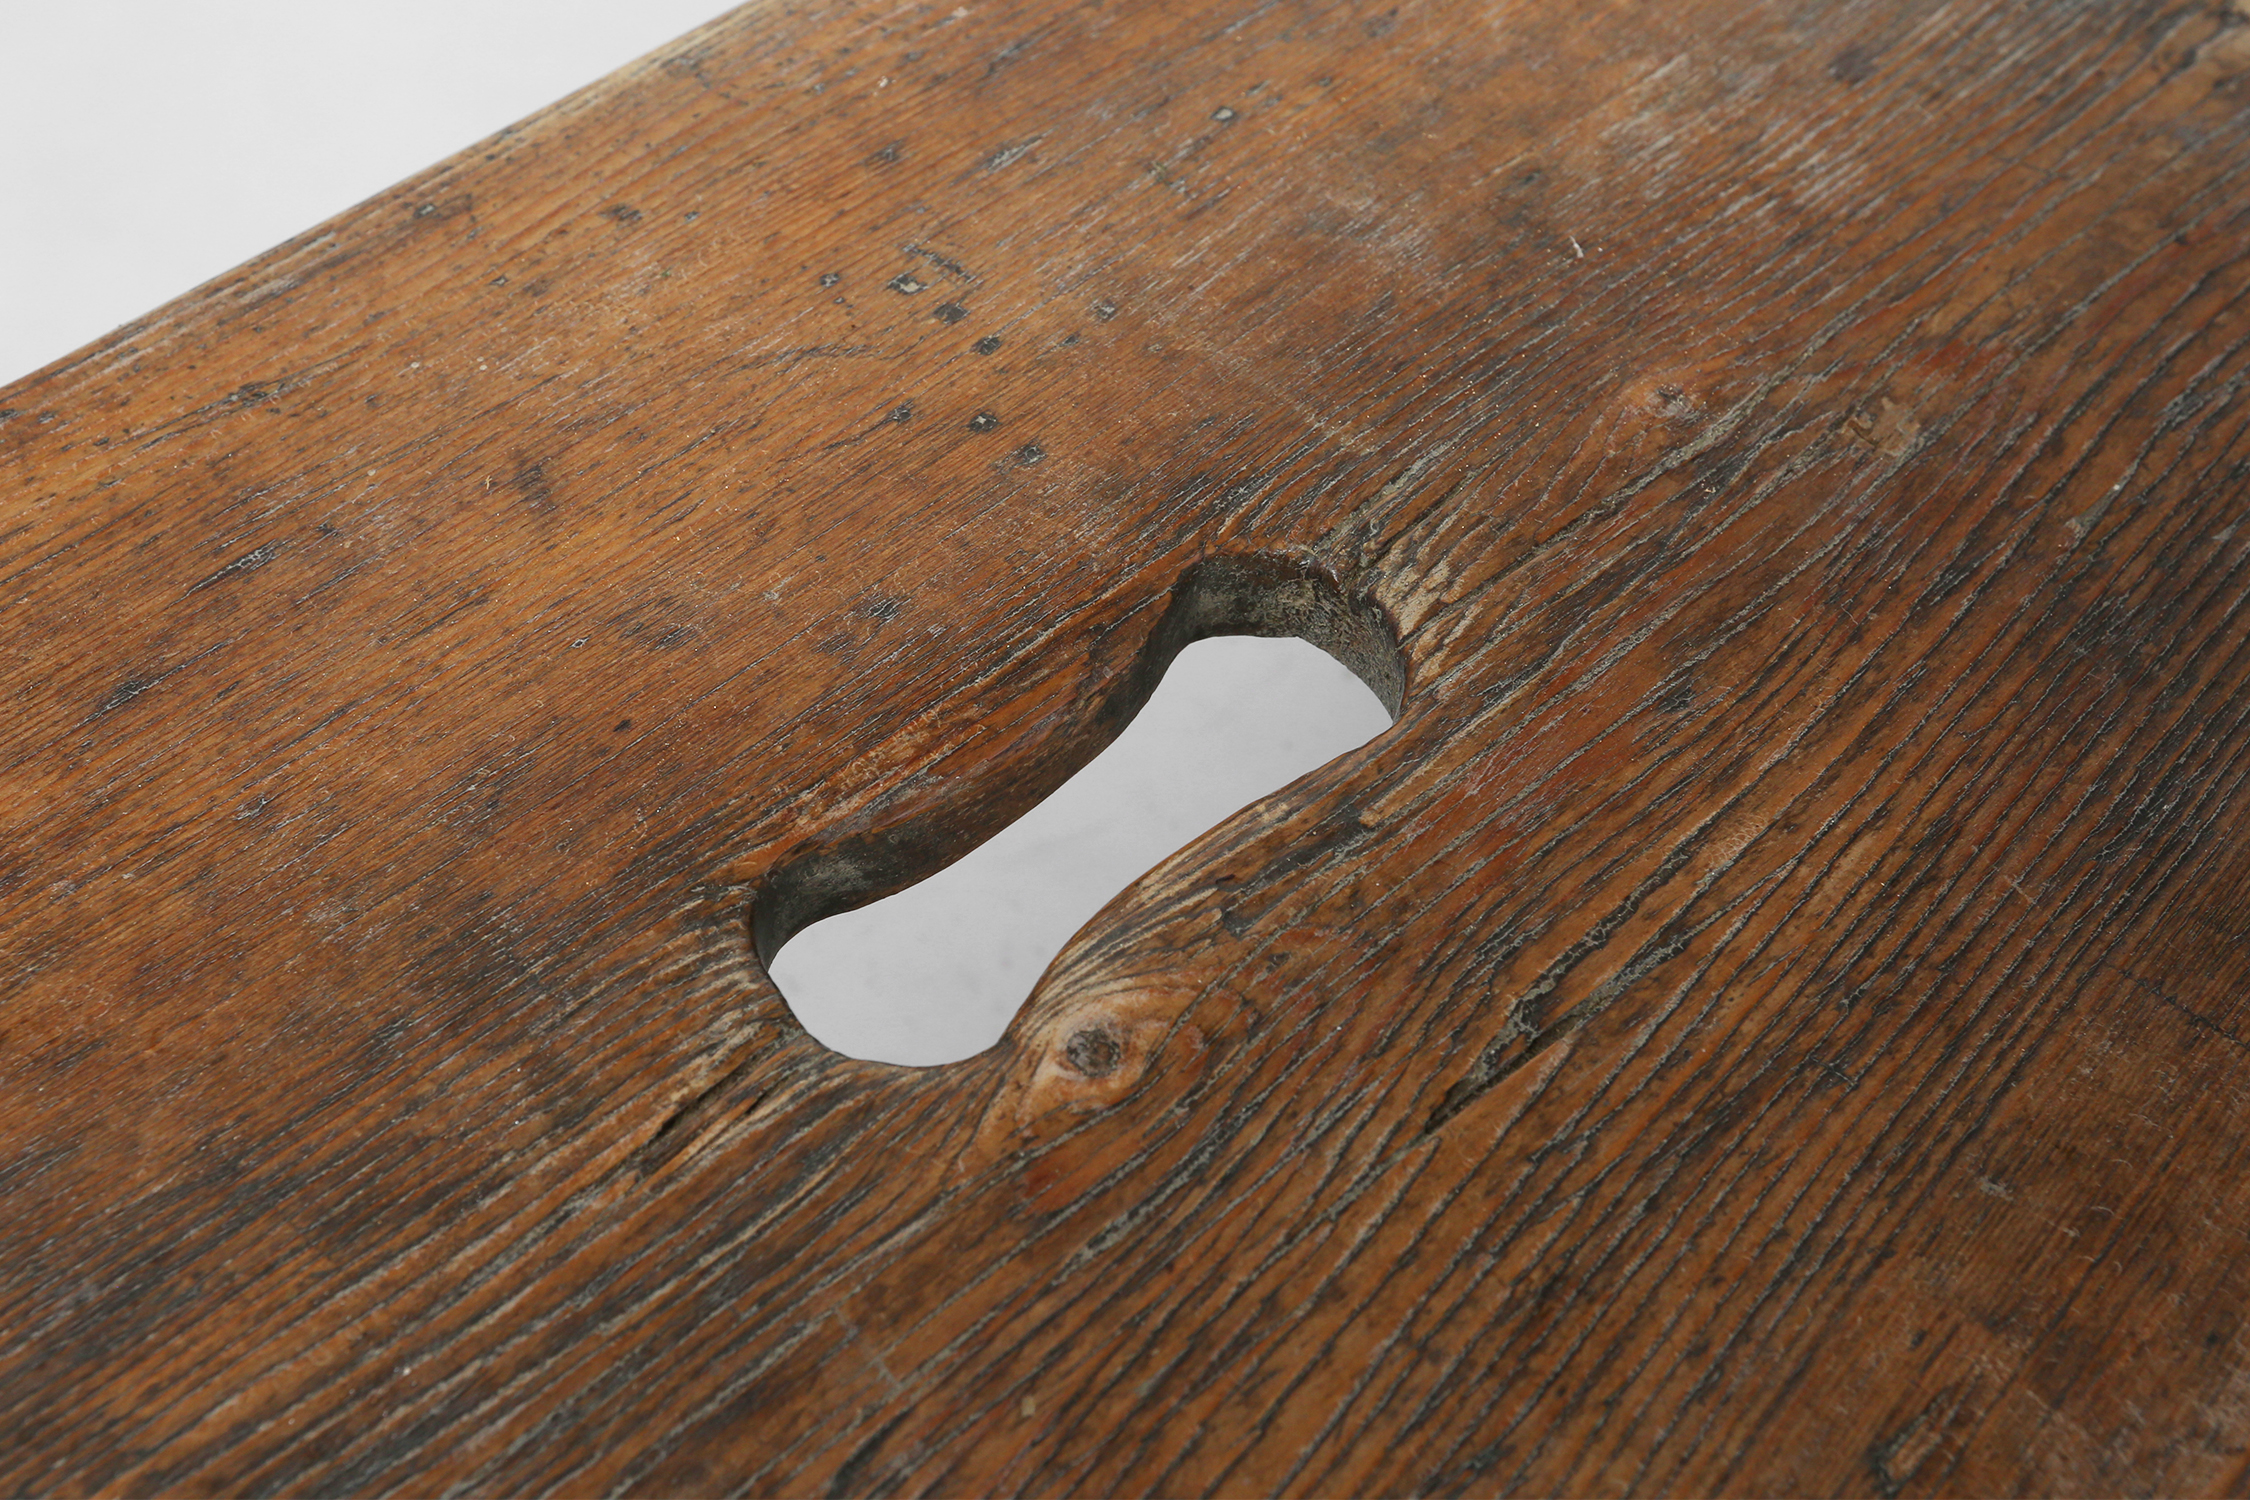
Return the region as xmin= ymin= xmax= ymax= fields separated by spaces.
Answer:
xmin=752 ymin=557 xmax=1404 ymax=1067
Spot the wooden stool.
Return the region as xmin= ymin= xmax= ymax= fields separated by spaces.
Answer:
xmin=6 ymin=0 xmax=2249 ymax=1491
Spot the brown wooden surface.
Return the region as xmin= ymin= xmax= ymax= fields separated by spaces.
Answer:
xmin=6 ymin=0 xmax=2250 ymax=1493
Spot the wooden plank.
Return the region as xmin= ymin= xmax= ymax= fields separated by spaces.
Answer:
xmin=4 ymin=0 xmax=2249 ymax=1492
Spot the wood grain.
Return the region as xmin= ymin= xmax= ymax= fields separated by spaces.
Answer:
xmin=5 ymin=0 xmax=2250 ymax=1493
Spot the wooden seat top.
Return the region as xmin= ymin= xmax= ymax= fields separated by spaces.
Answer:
xmin=5 ymin=0 xmax=2250 ymax=1492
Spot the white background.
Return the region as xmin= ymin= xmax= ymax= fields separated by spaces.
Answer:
xmin=1 ymin=0 xmax=726 ymax=383
xmin=2 ymin=2 xmax=1395 ymax=1064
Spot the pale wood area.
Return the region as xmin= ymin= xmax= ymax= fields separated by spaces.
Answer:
xmin=6 ymin=0 xmax=2250 ymax=1493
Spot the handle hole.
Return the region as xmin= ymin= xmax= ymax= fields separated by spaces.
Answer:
xmin=767 ymin=633 xmax=1392 ymax=1065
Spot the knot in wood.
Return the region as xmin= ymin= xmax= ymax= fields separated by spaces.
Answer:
xmin=1062 ymin=1027 xmax=1122 ymax=1078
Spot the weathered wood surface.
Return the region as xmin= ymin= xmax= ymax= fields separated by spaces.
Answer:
xmin=6 ymin=0 xmax=2250 ymax=1492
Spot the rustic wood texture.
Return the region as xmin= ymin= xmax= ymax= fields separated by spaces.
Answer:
xmin=6 ymin=0 xmax=2250 ymax=1493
